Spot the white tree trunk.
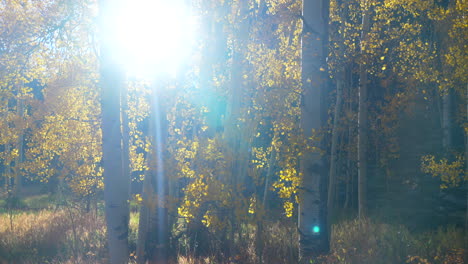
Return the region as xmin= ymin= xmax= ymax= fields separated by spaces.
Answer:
xmin=13 ymin=97 xmax=24 ymax=197
xmin=358 ymin=5 xmax=370 ymax=219
xmin=98 ymin=1 xmax=130 ymax=263
xmin=299 ymin=0 xmax=330 ymax=262
xmin=122 ymin=82 xmax=132 ymax=202
xmin=137 ymin=89 xmax=169 ymax=264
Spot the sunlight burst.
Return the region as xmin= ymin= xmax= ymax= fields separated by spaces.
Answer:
xmin=110 ymin=0 xmax=196 ymax=77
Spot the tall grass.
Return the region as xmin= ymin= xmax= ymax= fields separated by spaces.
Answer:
xmin=324 ymin=218 xmax=466 ymax=264
xmin=0 ymin=208 xmax=464 ymax=263
xmin=0 ymin=209 xmax=107 ymax=263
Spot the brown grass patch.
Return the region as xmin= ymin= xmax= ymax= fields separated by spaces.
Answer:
xmin=0 ymin=209 xmax=107 ymax=263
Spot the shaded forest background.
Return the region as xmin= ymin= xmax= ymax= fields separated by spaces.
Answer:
xmin=0 ymin=0 xmax=466 ymax=263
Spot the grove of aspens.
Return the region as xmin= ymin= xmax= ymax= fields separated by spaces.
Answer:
xmin=0 ymin=0 xmax=466 ymax=263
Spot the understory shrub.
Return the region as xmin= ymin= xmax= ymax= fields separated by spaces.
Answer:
xmin=324 ymin=218 xmax=466 ymax=264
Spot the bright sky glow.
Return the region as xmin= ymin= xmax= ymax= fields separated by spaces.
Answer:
xmin=109 ymin=0 xmax=196 ymax=78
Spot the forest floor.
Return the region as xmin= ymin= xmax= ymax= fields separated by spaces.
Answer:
xmin=0 ymin=192 xmax=466 ymax=264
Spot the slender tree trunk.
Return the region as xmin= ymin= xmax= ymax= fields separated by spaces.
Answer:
xmin=255 ymin=147 xmax=276 ymax=264
xmin=263 ymin=148 xmax=276 ymax=207
xmin=13 ymin=97 xmax=24 ymax=197
xmin=465 ymin=162 xmax=468 ymax=261
xmin=432 ymin=1 xmax=454 ymax=158
xmin=3 ymin=170 xmax=7 ymax=193
xmin=98 ymin=1 xmax=130 ymax=263
xmin=137 ymin=88 xmax=169 ymax=264
xmin=4 ymin=144 xmax=11 ymax=194
xmin=328 ymin=69 xmax=344 ymax=221
xmin=120 ymin=79 xmax=133 ymax=258
xmin=358 ymin=4 xmax=370 ymax=219
xmin=54 ymin=176 xmax=65 ymax=209
xmin=344 ymin=71 xmax=354 ymax=210
xmin=121 ymin=82 xmax=132 ymax=201
xmin=333 ymin=0 xmax=351 ymax=211
xmin=150 ymin=92 xmax=169 ymax=264
xmin=224 ymin=0 xmax=249 ymax=185
xmin=222 ymin=0 xmax=250 ymax=256
xmin=442 ymin=90 xmax=453 ymax=153
xmin=344 ymin=172 xmax=351 ymax=209
xmin=136 ymin=168 xmax=150 ymax=264
xmin=299 ymin=0 xmax=330 ymax=262
xmin=465 ymin=84 xmax=468 ymax=261
xmin=255 ymin=220 xmax=264 ymax=263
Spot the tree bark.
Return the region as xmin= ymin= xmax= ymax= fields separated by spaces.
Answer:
xmin=358 ymin=4 xmax=370 ymax=219
xmin=465 ymin=84 xmax=468 ymax=261
xmin=121 ymin=81 xmax=132 ymax=203
xmin=224 ymin=0 xmax=250 ymax=186
xmin=4 ymin=144 xmax=11 ymax=194
xmin=344 ymin=71 xmax=355 ymax=210
xmin=13 ymin=97 xmax=24 ymax=197
xmin=98 ymin=1 xmax=130 ymax=263
xmin=137 ymin=88 xmax=169 ymax=264
xmin=256 ymin=147 xmax=276 ymax=264
xmin=442 ymin=90 xmax=453 ymax=153
xmin=327 ymin=69 xmax=344 ymax=220
xmin=299 ymin=0 xmax=330 ymax=262
xmin=222 ymin=0 xmax=250 ymax=256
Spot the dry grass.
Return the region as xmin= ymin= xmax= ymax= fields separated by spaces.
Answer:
xmin=260 ymin=221 xmax=298 ymax=263
xmin=176 ymin=256 xmax=217 ymax=264
xmin=0 ymin=209 xmax=107 ymax=263
xmin=0 ymin=210 xmax=70 ymax=261
xmin=0 ymin=208 xmax=464 ymax=264
xmin=321 ymin=218 xmax=466 ymax=264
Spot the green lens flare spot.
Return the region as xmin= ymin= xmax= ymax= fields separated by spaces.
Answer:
xmin=312 ymin=225 xmax=320 ymax=233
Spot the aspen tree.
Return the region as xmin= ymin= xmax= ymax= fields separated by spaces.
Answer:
xmin=299 ymin=0 xmax=330 ymax=261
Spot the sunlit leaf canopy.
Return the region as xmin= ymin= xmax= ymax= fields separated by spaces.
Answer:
xmin=102 ymin=0 xmax=197 ymax=78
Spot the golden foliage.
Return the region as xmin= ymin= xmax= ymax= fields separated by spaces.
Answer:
xmin=421 ymin=154 xmax=467 ymax=189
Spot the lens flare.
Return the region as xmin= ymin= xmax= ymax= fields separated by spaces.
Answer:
xmin=107 ymin=0 xmax=196 ymax=77
xmin=312 ymin=225 xmax=320 ymax=234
